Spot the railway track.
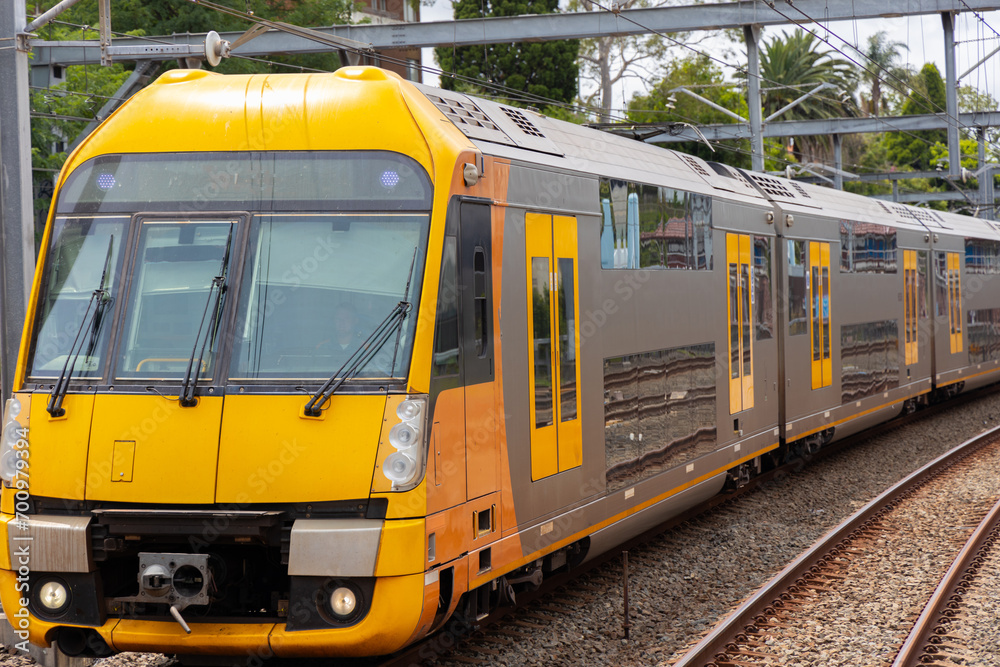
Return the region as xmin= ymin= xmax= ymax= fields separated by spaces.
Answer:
xmin=671 ymin=422 xmax=1000 ymax=667
xmin=374 ymin=387 xmax=1000 ymax=667
xmin=893 ymin=494 xmax=1000 ymax=667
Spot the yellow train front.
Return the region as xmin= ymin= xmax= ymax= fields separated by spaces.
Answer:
xmin=0 ymin=66 xmax=519 ymax=658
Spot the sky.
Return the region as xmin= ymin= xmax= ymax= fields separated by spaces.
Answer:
xmin=417 ymin=1 xmax=1000 ymax=117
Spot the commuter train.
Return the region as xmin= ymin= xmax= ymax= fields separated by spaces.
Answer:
xmin=3 ymin=65 xmax=1000 ymax=659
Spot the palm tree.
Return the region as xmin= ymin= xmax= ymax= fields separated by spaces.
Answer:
xmin=859 ymin=31 xmax=910 ymax=116
xmin=758 ymin=29 xmax=857 ymax=163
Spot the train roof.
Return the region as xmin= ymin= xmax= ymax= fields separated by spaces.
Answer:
xmin=414 ymin=83 xmax=1000 ymax=242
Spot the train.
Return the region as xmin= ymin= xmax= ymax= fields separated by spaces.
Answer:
xmin=2 ymin=65 xmax=1000 ymax=660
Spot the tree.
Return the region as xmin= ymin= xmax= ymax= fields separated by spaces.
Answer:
xmin=883 ymin=63 xmax=948 ymax=171
xmin=857 ymin=31 xmax=910 ymax=116
xmin=569 ymin=0 xmax=669 ymax=122
xmin=627 ymin=54 xmax=795 ymax=170
xmin=435 ymin=0 xmax=579 ymax=105
xmin=757 ymin=29 xmax=857 ymax=163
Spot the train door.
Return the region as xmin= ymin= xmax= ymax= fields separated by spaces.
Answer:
xmin=809 ymin=241 xmax=832 ymax=389
xmin=726 ymin=233 xmax=754 ymax=413
xmin=525 ymin=212 xmax=582 ymax=481
xmin=459 ymin=202 xmax=497 ymax=500
xmin=945 ymin=252 xmax=964 ymax=354
xmin=904 ymin=250 xmax=918 ymax=365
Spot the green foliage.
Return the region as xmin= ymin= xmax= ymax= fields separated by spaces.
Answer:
xmin=883 ymin=63 xmax=948 ymax=171
xmin=435 ymin=0 xmax=579 ymax=105
xmin=628 ymin=54 xmax=751 ymax=167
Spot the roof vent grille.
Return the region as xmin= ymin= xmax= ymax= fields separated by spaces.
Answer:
xmin=501 ymin=107 xmax=545 ymax=138
xmin=750 ymin=173 xmax=795 ymax=199
xmin=430 ymin=95 xmax=501 ymax=132
xmin=680 ymin=154 xmax=711 ymax=177
xmin=790 ymin=181 xmax=812 ymax=198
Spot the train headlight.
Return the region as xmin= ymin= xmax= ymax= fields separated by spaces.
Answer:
xmin=36 ymin=579 xmax=71 ymax=615
xmin=0 ymin=449 xmax=19 ymax=483
xmin=396 ymin=399 xmax=422 ymax=421
xmin=0 ymin=399 xmax=27 ymax=485
xmin=3 ymin=420 xmax=21 ymax=448
xmin=388 ymin=422 xmax=419 ymax=449
xmin=329 ymin=587 xmax=358 ymax=619
xmin=381 ymin=395 xmax=427 ymax=490
xmin=383 ymin=451 xmax=417 ymax=484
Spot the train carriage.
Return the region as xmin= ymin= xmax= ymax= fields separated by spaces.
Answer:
xmin=1 ymin=66 xmax=1000 ymax=660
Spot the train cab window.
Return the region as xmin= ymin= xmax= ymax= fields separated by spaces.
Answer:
xmin=229 ymin=213 xmax=429 ymax=381
xmin=473 ymin=247 xmax=488 ymax=358
xmin=787 ymin=240 xmax=808 ymax=336
xmin=26 ymin=216 xmax=129 ymax=379
xmin=116 ymin=219 xmax=238 ymax=379
xmin=599 ymin=178 xmax=712 ymax=270
xmin=433 ymin=236 xmax=461 ymax=377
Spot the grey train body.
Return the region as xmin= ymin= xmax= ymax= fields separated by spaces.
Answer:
xmin=418 ymin=83 xmax=1000 ymax=563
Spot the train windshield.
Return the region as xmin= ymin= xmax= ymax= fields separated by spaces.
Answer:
xmin=27 ymin=150 xmax=432 ymax=386
xmin=26 ymin=217 xmax=128 ymax=378
xmin=230 ymin=213 xmax=428 ymax=380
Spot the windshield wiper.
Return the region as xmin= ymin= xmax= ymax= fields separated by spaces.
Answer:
xmin=303 ymin=249 xmax=418 ymax=417
xmin=180 ymin=224 xmax=234 ymax=407
xmin=47 ymin=235 xmax=115 ymax=418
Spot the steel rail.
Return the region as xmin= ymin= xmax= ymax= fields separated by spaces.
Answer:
xmin=891 ymin=494 xmax=1000 ymax=667
xmin=671 ymin=422 xmax=1000 ymax=667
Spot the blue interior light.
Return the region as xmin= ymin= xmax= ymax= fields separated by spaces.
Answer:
xmin=96 ymin=173 xmax=116 ymax=191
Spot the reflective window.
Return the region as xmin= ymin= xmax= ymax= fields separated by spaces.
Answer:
xmin=788 ymin=240 xmax=808 ymax=336
xmin=229 ymin=214 xmax=428 ymax=380
xmin=599 ymin=178 xmax=712 ymax=270
xmin=968 ymin=308 xmax=1000 ymax=363
xmin=531 ymin=257 xmax=554 ymax=428
xmin=841 ymin=320 xmax=900 ymax=404
xmin=473 ymin=247 xmax=488 ymax=358
xmin=433 ymin=236 xmax=460 ymax=377
xmin=26 ymin=216 xmax=128 ymax=378
xmin=753 ymin=237 xmax=773 ymax=340
xmin=604 ymin=344 xmax=716 ymax=492
xmin=840 ymin=221 xmax=897 ymax=273
xmin=117 ymin=219 xmax=236 ymax=379
xmin=965 ymin=238 xmax=1000 ymax=275
xmin=557 ymin=257 xmax=578 ymax=422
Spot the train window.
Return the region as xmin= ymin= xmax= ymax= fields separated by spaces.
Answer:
xmin=917 ymin=250 xmax=930 ymax=321
xmin=840 ymin=320 xmax=900 ymax=404
xmin=26 ymin=216 xmax=129 ymax=379
xmin=599 ymin=178 xmax=712 ymax=271
xmin=839 ymin=221 xmax=897 ymax=273
xmin=968 ymin=308 xmax=1000 ymax=363
xmin=530 ymin=257 xmax=554 ymax=428
xmin=473 ymin=247 xmax=488 ymax=358
xmin=965 ymin=238 xmax=1000 ymax=274
xmin=753 ymin=237 xmax=773 ymax=340
xmin=229 ymin=213 xmax=429 ymax=380
xmin=557 ymin=258 xmax=578 ymax=422
xmin=604 ymin=344 xmax=716 ymax=492
xmin=787 ymin=240 xmax=808 ymax=336
xmin=433 ymin=236 xmax=461 ymax=377
xmin=116 ymin=219 xmax=236 ymax=379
